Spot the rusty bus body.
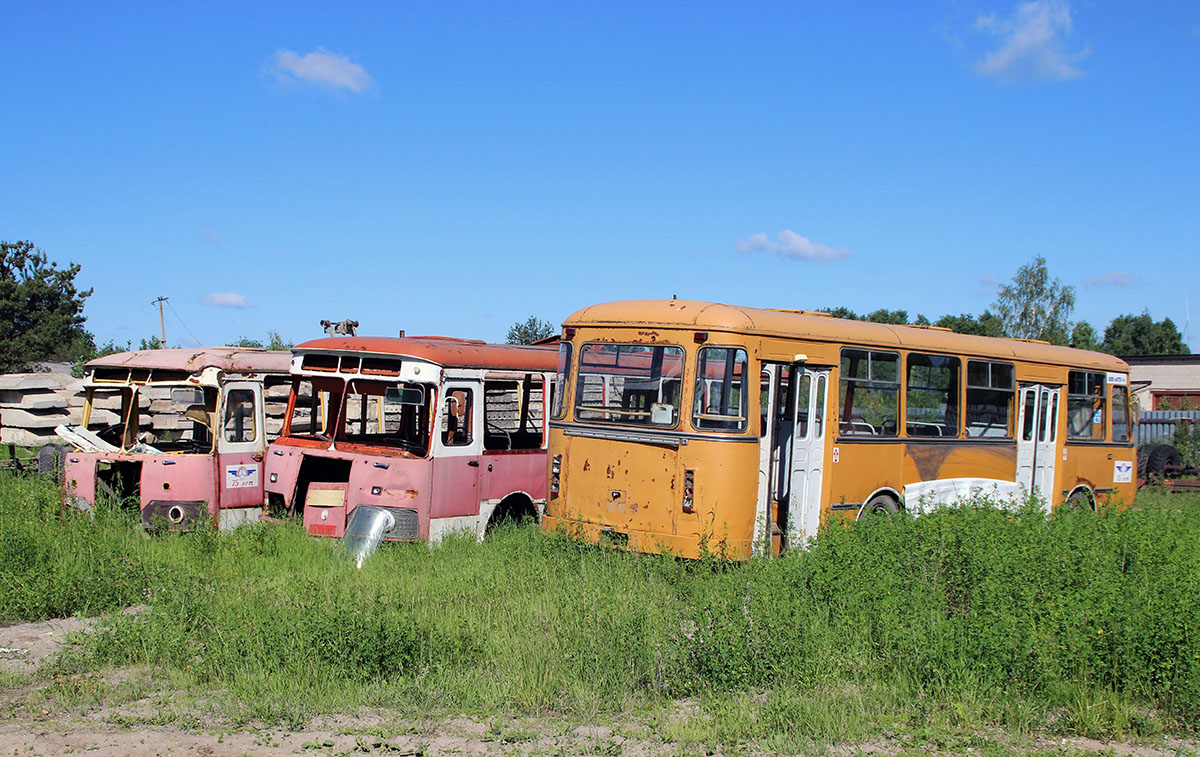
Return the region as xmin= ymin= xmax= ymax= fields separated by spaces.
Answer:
xmin=264 ymin=336 xmax=556 ymax=545
xmin=543 ymin=299 xmax=1137 ymax=560
xmin=59 ymin=348 xmax=292 ymax=530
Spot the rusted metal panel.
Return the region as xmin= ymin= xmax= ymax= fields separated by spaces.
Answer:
xmin=293 ymin=337 xmax=556 ymax=372
xmin=87 ymin=348 xmax=292 ymax=374
xmin=1137 ymin=410 xmax=1200 ymax=445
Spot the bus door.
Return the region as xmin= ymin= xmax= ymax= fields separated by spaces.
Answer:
xmin=217 ymin=381 xmax=266 ymax=509
xmin=786 ymin=368 xmax=829 ymax=547
xmin=431 ymin=383 xmax=482 ymax=519
xmin=756 ymin=363 xmax=792 ymax=554
xmin=1016 ymin=384 xmax=1060 ymax=509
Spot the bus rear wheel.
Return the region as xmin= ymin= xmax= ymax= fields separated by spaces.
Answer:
xmin=1066 ymin=488 xmax=1095 ymax=511
xmin=862 ymin=493 xmax=900 ymax=517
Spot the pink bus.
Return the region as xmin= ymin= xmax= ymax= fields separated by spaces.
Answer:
xmin=58 ymin=348 xmax=292 ymax=530
xmin=264 ymin=336 xmax=556 ymax=550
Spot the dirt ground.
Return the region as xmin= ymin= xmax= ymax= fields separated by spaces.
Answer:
xmin=1 ymin=616 xmax=1195 ymax=756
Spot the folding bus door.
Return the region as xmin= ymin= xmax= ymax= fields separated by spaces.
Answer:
xmin=1016 ymin=384 xmax=1060 ymax=510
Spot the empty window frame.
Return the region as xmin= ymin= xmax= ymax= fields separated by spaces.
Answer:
xmin=966 ymin=361 xmax=1014 ymax=438
xmin=1067 ymin=371 xmax=1106 ymax=441
xmin=551 ymin=343 xmax=572 ymax=420
xmin=693 ymin=347 xmax=750 ymax=432
xmin=906 ymin=354 xmax=960 ymax=437
xmin=575 ymin=344 xmax=684 ymax=427
xmin=442 ymin=388 xmax=474 ymax=447
xmin=343 ymin=380 xmax=430 ymax=453
xmin=484 ymin=376 xmax=545 ymax=450
xmin=223 ymin=389 xmax=257 ymax=443
xmin=839 ymin=349 xmax=899 ymax=436
xmin=1111 ymin=384 xmax=1131 ymax=442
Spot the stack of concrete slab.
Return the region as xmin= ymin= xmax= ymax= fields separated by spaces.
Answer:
xmin=264 ymin=380 xmax=292 ymax=438
xmin=2 ymin=373 xmax=301 ymax=448
xmin=0 ymin=373 xmax=85 ymax=447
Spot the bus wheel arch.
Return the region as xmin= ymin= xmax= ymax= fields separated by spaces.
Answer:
xmin=857 ymin=488 xmax=902 ymax=519
xmin=1066 ymin=486 xmax=1096 ymax=511
xmin=484 ymin=491 xmax=539 ymax=532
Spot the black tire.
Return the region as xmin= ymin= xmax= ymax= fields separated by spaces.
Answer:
xmin=36 ymin=444 xmax=66 ymax=482
xmin=862 ymin=493 xmax=900 ymax=517
xmin=1067 ymin=488 xmax=1095 ymax=511
xmin=1147 ymin=445 xmax=1181 ymax=479
xmin=486 ymin=495 xmax=538 ymax=532
xmin=1137 ymin=444 xmax=1159 ymax=479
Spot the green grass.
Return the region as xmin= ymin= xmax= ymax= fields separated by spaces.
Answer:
xmin=2 ymin=472 xmax=1199 ymax=749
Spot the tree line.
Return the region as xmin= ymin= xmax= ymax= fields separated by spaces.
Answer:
xmin=817 ymin=257 xmax=1187 ymax=357
xmin=0 ymin=240 xmax=1187 ymax=373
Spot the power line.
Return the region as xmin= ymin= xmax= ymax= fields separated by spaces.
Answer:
xmin=166 ymin=299 xmax=202 ymax=347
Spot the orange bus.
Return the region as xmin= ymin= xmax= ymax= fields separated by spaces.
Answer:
xmin=542 ymin=299 xmax=1136 ymax=559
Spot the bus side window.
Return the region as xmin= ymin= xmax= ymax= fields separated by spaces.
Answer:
xmin=223 ymin=389 xmax=257 ymax=443
xmin=484 ymin=377 xmax=545 ymax=450
xmin=442 ymin=388 xmax=474 ymax=446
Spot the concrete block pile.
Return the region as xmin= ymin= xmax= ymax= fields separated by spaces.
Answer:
xmin=0 ymin=373 xmax=296 ymax=448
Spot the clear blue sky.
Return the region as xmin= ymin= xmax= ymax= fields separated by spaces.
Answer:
xmin=2 ymin=1 xmax=1197 ymax=349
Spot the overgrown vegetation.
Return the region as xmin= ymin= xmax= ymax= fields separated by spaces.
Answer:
xmin=2 ymin=473 xmax=1199 ymax=747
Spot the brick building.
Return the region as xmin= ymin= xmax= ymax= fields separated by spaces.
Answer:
xmin=1123 ymin=354 xmax=1200 ymax=410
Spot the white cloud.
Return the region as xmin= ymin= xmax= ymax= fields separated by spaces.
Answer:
xmin=736 ymin=229 xmax=850 ymax=262
xmin=200 ymin=228 xmax=221 ymax=246
xmin=270 ymin=48 xmax=373 ymax=93
xmin=1084 ymin=271 xmax=1139 ymax=287
xmin=202 ymin=292 xmax=252 ymax=309
xmin=974 ymin=1 xmax=1086 ymax=82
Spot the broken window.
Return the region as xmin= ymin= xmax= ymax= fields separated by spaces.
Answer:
xmin=575 ymin=343 xmax=684 ymax=427
xmin=223 ymin=389 xmax=257 ymax=443
xmin=484 ymin=376 xmax=545 ymax=450
xmin=906 ymin=353 xmax=960 ymax=437
xmin=286 ymin=379 xmax=328 ymax=437
xmin=442 ymin=388 xmax=474 ymax=447
xmin=693 ymin=347 xmax=749 ymax=432
xmin=551 ymin=343 xmax=572 ymax=420
xmin=1067 ymin=371 xmax=1106 ymax=441
xmin=966 ymin=361 xmax=1014 ymax=438
xmin=342 ymin=380 xmax=430 ymax=454
xmin=838 ymin=349 xmax=899 ymax=436
xmin=137 ymin=385 xmax=218 ymax=452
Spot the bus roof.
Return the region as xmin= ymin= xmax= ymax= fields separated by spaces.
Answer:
xmin=563 ymin=299 xmax=1130 ymax=373
xmin=87 ymin=348 xmax=292 ymax=374
xmin=294 ymin=336 xmax=557 ymax=371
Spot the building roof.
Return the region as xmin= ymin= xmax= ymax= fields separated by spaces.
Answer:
xmin=564 ymin=299 xmax=1130 ymax=372
xmin=294 ymin=336 xmax=557 ymax=371
xmin=87 ymin=348 xmax=293 ymax=374
xmin=1120 ymin=353 xmax=1200 ymax=365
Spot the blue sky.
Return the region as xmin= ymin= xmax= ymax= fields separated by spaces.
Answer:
xmin=2 ymin=1 xmax=1197 ymax=349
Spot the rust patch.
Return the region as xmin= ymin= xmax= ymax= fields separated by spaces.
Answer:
xmin=906 ymin=444 xmax=956 ymax=481
xmin=606 ymin=465 xmax=615 ymax=479
xmin=582 ymin=459 xmax=590 ymax=471
xmin=630 ymin=502 xmax=639 ymax=512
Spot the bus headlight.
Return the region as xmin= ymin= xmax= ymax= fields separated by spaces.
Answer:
xmin=682 ymin=469 xmax=694 ymax=514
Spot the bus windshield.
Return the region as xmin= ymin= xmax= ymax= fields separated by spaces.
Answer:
xmin=574 ymin=344 xmax=684 ymax=427
xmin=341 ymin=379 xmax=431 ymax=454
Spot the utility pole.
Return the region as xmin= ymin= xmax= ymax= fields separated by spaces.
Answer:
xmin=153 ymin=297 xmax=168 ymax=346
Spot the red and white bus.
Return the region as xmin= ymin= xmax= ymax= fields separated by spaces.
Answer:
xmin=59 ymin=348 xmax=292 ymax=530
xmin=264 ymin=336 xmax=557 ymax=549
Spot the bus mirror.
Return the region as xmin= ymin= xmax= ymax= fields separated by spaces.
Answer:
xmin=384 ymin=386 xmax=425 ymax=406
xmin=171 ymin=387 xmax=205 ymax=405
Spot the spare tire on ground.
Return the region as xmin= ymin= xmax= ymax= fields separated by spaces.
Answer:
xmin=1138 ymin=444 xmax=1160 ymax=478
xmin=36 ymin=444 xmax=67 ymax=482
xmin=1146 ymin=444 xmax=1182 ymax=479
